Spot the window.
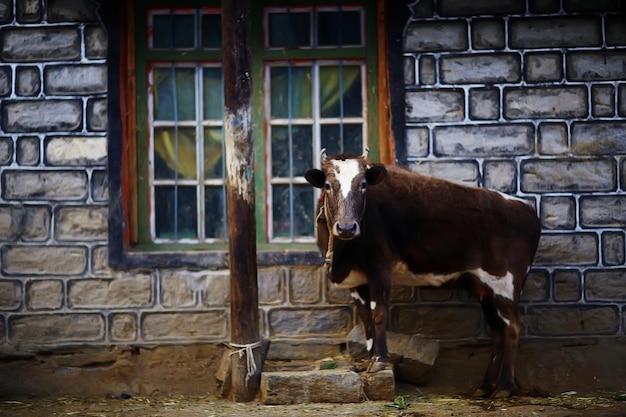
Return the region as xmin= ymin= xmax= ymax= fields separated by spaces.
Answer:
xmin=108 ymin=0 xmax=390 ymax=267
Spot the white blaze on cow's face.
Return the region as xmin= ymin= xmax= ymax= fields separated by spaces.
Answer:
xmin=327 ymin=159 xmax=366 ymax=240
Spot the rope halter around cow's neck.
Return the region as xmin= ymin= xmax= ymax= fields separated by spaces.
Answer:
xmin=316 ymin=189 xmax=335 ymax=270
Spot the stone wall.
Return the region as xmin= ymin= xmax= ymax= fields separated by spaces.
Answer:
xmin=402 ymin=0 xmax=626 ymax=341
xmin=0 ymin=0 xmax=624 ymax=364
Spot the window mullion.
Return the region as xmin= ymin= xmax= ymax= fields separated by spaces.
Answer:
xmin=197 ymin=64 xmax=205 ymax=241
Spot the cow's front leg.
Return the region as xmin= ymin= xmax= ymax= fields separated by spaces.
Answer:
xmin=367 ymin=277 xmax=391 ymax=373
xmin=351 ymin=285 xmax=376 ymax=360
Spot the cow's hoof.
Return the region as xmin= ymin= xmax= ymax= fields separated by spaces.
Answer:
xmin=491 ymin=389 xmax=512 ymax=399
xmin=472 ymin=388 xmax=489 ymax=398
xmin=366 ymin=361 xmax=388 ymax=373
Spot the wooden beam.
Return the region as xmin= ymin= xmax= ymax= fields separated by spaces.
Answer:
xmin=221 ymin=0 xmax=261 ymax=402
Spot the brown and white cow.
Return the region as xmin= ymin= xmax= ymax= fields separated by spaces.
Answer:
xmin=305 ymin=150 xmax=541 ymax=398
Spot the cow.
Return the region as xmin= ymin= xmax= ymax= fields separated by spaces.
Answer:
xmin=305 ymin=149 xmax=541 ymax=398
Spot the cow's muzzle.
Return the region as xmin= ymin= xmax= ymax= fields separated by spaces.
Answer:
xmin=333 ymin=221 xmax=361 ymax=240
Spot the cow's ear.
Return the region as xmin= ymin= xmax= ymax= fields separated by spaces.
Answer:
xmin=305 ymin=169 xmax=326 ymax=188
xmin=366 ymin=165 xmax=387 ymax=185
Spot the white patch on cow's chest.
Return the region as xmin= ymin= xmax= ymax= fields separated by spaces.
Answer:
xmin=331 ymin=159 xmax=360 ymax=198
xmin=471 ymin=269 xmax=515 ymax=301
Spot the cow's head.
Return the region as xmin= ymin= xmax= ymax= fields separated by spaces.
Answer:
xmin=305 ymin=149 xmax=387 ymax=240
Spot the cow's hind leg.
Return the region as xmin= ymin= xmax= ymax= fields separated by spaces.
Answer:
xmin=350 ymin=285 xmax=376 ymax=362
xmin=477 ymin=295 xmax=521 ymax=398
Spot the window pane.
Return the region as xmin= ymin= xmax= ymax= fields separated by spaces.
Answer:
xmin=201 ymin=14 xmax=222 ymax=48
xmin=270 ymin=66 xmax=312 ymax=119
xmin=152 ymin=14 xmax=195 ymax=49
xmin=205 ymin=186 xmax=226 ymax=239
xmin=268 ymin=12 xmax=310 ymax=47
xmin=153 ymin=67 xmax=196 ymax=121
xmin=154 ymin=127 xmax=197 ymax=180
xmin=271 ymin=125 xmax=312 ymax=177
xmin=272 ymin=185 xmax=314 ymax=238
xmin=204 ymin=126 xmax=223 ymax=179
xmin=317 ymin=10 xmax=362 ymax=46
xmin=319 ymin=65 xmax=362 ymax=118
xmin=155 ymin=186 xmax=198 ymax=239
xmin=321 ymin=124 xmax=362 ymax=156
xmin=203 ymin=67 xmax=223 ymax=120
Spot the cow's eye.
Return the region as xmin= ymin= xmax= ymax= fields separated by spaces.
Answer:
xmin=324 ymin=183 xmax=331 ymax=191
xmin=361 ymin=181 xmax=367 ymax=190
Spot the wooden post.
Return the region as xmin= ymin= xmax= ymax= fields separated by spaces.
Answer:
xmin=221 ymin=0 xmax=261 ymax=402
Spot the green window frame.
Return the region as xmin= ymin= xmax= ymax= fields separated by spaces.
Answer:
xmin=122 ymin=0 xmax=384 ymax=259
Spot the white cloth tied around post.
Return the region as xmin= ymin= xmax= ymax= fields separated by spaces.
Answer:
xmin=228 ymin=340 xmax=262 ymax=384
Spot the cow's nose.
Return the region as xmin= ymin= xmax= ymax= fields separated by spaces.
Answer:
xmin=334 ymin=222 xmax=359 ymax=239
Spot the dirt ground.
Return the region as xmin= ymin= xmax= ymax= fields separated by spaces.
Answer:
xmin=3 ymin=388 xmax=626 ymax=417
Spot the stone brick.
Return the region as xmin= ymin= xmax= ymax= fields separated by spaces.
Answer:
xmin=55 ymin=205 xmax=108 ymax=241
xmin=409 ymin=161 xmax=479 ymax=186
xmin=2 ymin=170 xmax=88 ymax=200
xmin=1 ymin=28 xmax=80 ymax=62
xmin=141 ymin=311 xmax=228 ymax=341
xmin=524 ymin=52 xmax=563 ymax=83
xmin=268 ymin=307 xmax=353 ymax=338
xmin=44 ymin=65 xmax=107 ymax=95
xmin=580 ymin=196 xmax=626 ymax=228
xmin=521 ymin=269 xmax=549 ymax=302
xmin=258 ymin=268 xmax=284 ymax=305
xmin=406 ymin=90 xmax=464 ymax=122
xmin=289 ymin=267 xmax=321 ymax=304
xmin=504 ymin=86 xmax=588 ymax=119
xmin=572 ymin=122 xmax=626 ymax=154
xmin=484 ymin=160 xmax=516 ymax=193
xmin=404 ymin=55 xmax=415 ymax=85
xmin=509 ymin=17 xmax=602 ymax=48
xmin=15 ymin=66 xmax=41 ymax=96
xmin=0 ymin=66 xmax=10 ymax=96
xmin=85 ymin=25 xmax=107 ymax=59
xmin=1 ymin=245 xmax=87 ymax=275
xmin=619 ymin=85 xmax=626 ymax=117
xmin=527 ymin=306 xmax=619 ymax=336
xmin=585 ymin=270 xmax=626 ymax=301
xmin=418 ymin=287 xmax=450 ymax=302
xmin=0 ymin=279 xmax=22 ymax=309
xmin=161 ymin=270 xmax=198 ymax=308
xmin=534 ymin=233 xmax=598 ymax=266
xmin=529 ymin=0 xmax=560 ymax=13
xmin=441 ymin=53 xmax=520 ymax=84
xmin=567 ymin=51 xmax=626 ymax=81
xmin=391 ymin=304 xmax=482 ymax=339
xmin=0 ymin=0 xmax=13 ymax=23
xmin=406 ymin=128 xmax=429 ymax=158
xmin=552 ymin=270 xmax=581 ymax=302
xmin=0 ymin=137 xmax=12 ymax=165
xmin=591 ymin=85 xmax=615 ymax=117
xmin=601 ymin=231 xmax=625 ymax=266
xmin=433 ymin=124 xmax=533 ymax=157
xmin=87 ymin=98 xmax=107 ymax=131
xmin=2 ymin=100 xmax=82 ymax=132
xmin=404 ymin=21 xmax=468 ymax=52
xmin=605 ymin=15 xmax=626 ymax=46
xmin=16 ymin=136 xmax=40 ymax=166
xmin=521 ymin=159 xmax=616 ymax=193
xmin=109 ymin=313 xmax=137 ymax=342
xmin=47 ymin=0 xmax=96 ymax=22
xmin=26 ymin=279 xmax=63 ymax=310
xmin=91 ymin=170 xmax=108 ymax=202
xmin=361 ymin=370 xmax=395 ymax=401
xmin=91 ymin=245 xmax=109 ymax=275
xmin=564 ymin=0 xmax=624 ymax=12
xmin=419 ymin=55 xmax=436 ymax=85
xmin=538 ymin=123 xmax=568 ymax=155
xmin=0 ymin=205 xmax=51 ymax=242
xmin=469 ymin=88 xmax=499 ymax=120
xmin=471 ymin=19 xmax=505 ymax=50
xmin=540 ymin=196 xmax=576 ymax=230
xmin=68 ymin=275 xmax=153 ymax=308
xmin=9 ymin=313 xmax=104 ymax=345
xmin=260 ymin=369 xmax=363 ymax=405
xmin=438 ymin=0 xmax=524 ymax=16
xmin=16 ymin=0 xmax=42 ymax=23
xmin=45 ymin=136 xmax=107 ymax=166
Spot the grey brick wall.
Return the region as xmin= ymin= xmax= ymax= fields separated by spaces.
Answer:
xmin=0 ymin=0 xmax=625 ymax=358
xmin=403 ymin=0 xmax=626 ymax=340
